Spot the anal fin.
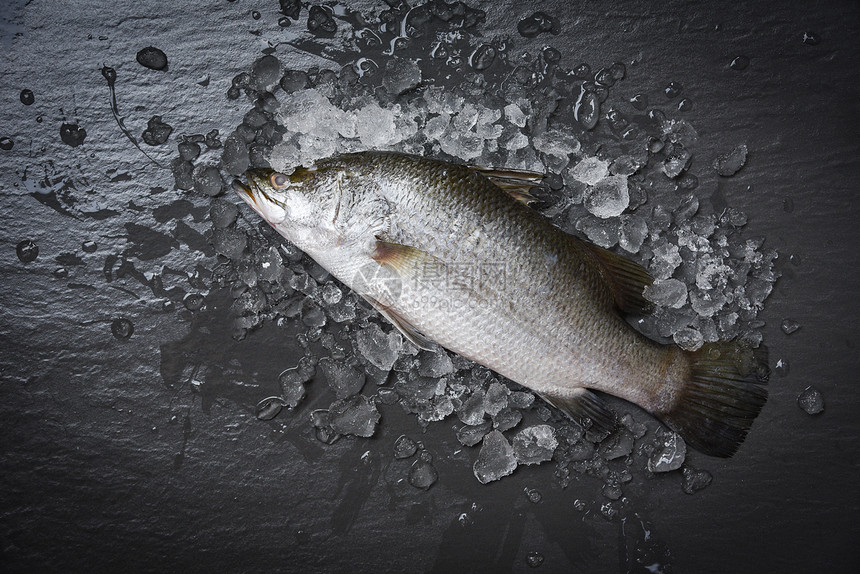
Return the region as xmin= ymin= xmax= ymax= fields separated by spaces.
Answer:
xmin=538 ymin=388 xmax=617 ymax=434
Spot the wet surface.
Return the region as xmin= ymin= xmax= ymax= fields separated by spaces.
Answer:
xmin=1 ymin=1 xmax=859 ymax=572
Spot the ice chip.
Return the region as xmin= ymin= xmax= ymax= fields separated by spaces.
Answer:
xmin=328 ymin=395 xmax=380 ymax=437
xmin=780 ymin=318 xmax=801 ymax=335
xmin=512 ymin=425 xmax=558 ymax=465
xmin=355 ymin=323 xmax=401 ymax=372
xmin=598 ymin=428 xmax=635 ymax=460
xmin=492 ymin=408 xmax=522 ymax=432
xmin=473 ymin=430 xmax=518 ymax=483
xmin=713 ymin=144 xmax=748 ymax=177
xmin=681 ymin=465 xmax=713 ymax=494
xmin=647 ymin=430 xmax=686 ymax=472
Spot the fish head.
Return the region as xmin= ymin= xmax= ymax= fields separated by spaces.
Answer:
xmin=233 ymin=166 xmax=340 ymax=250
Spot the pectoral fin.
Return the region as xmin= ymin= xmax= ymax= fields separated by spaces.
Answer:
xmin=538 ymin=388 xmax=617 ymax=433
xmin=371 ymin=239 xmax=436 ymax=279
xmin=470 ymin=166 xmax=544 ymax=205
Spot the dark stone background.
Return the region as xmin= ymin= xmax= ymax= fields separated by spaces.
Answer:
xmin=1 ymin=0 xmax=858 ymax=572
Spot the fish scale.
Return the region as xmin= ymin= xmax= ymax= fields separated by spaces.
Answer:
xmin=234 ymin=151 xmax=768 ymax=457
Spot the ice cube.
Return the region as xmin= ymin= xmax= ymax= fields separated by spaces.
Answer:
xmin=681 ymin=465 xmax=713 ymax=494
xmin=383 ymin=57 xmax=422 ymax=96
xmin=328 ymin=395 xmax=380 ymax=437
xmin=457 ymin=388 xmax=487 ymax=425
xmin=584 ymin=175 xmax=629 ymax=219
xmin=483 ymin=382 xmax=509 ymax=416
xmin=647 ymin=430 xmax=686 ymax=472
xmin=568 ymin=156 xmax=609 ymax=186
xmin=673 ymin=327 xmax=704 ymax=351
xmin=780 ymin=318 xmax=801 ymax=335
xmin=456 ymin=421 xmax=493 ymax=447
xmin=574 ymin=215 xmax=619 ymax=249
xmin=356 ymin=103 xmax=400 ymax=148
xmin=492 ymin=408 xmax=522 ymax=432
xmin=618 ymin=214 xmax=648 ymax=253
xmin=417 ymin=348 xmax=454 ymax=378
xmin=355 ymin=322 xmax=402 ymax=371
xmin=504 ymin=103 xmax=527 ymax=127
xmin=598 ymin=428 xmax=635 ymax=460
xmin=797 ymin=386 xmax=824 ymax=415
xmin=473 ymin=430 xmax=518 ymax=483
xmin=512 ymin=425 xmax=558 ymax=465
xmin=649 ymin=242 xmax=683 ymax=280
xmin=319 ymin=357 xmax=366 ymax=398
xmin=644 ymin=278 xmax=688 ymax=309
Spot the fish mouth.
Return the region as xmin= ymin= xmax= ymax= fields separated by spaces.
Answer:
xmin=232 ymin=169 xmax=276 ymax=207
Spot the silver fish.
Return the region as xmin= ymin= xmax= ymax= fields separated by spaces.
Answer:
xmin=233 ymin=151 xmax=768 ymax=457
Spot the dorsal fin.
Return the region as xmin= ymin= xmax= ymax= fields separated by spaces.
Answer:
xmin=581 ymin=241 xmax=654 ymax=315
xmin=469 ymin=166 xmax=544 ymax=205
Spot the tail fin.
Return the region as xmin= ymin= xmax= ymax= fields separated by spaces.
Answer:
xmin=660 ymin=342 xmax=769 ymax=458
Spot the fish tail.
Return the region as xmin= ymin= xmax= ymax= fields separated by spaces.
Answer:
xmin=659 ymin=342 xmax=769 ymax=458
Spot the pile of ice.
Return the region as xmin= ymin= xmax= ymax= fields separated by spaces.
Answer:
xmin=171 ymin=0 xmax=780 ymax=497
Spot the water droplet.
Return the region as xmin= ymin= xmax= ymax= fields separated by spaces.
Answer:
xmin=59 ymin=123 xmax=87 ymax=147
xmin=780 ymin=318 xmax=800 ymax=335
xmin=256 ymin=396 xmax=287 ymax=420
xmin=81 ymin=240 xmax=97 ymax=253
xmin=783 ymin=197 xmax=795 ymax=213
xmin=664 ymin=81 xmax=683 ymax=99
xmin=524 ymin=487 xmax=542 ymax=503
xmin=53 ymin=267 xmax=68 ymax=279
xmin=629 ymin=93 xmax=648 ymax=111
xmin=111 ymin=317 xmax=134 ymax=339
xmin=394 ymin=434 xmax=418 ymax=458
xmin=470 ymin=43 xmax=496 ymax=70
xmin=517 ymin=12 xmax=558 ymax=38
xmin=278 ymin=16 xmax=291 ymax=27
xmin=0 ymin=137 xmax=13 ymax=151
xmin=730 ymin=56 xmax=749 ymax=70
xmin=574 ymin=87 xmax=599 ymax=130
xmin=183 ymin=292 xmax=204 ymax=311
xmin=20 ymin=89 xmax=34 ymax=105
xmin=136 ymin=46 xmax=168 ymax=71
xmin=774 ymin=358 xmax=790 ymax=377
xmin=542 ymin=46 xmax=561 ymax=64
xmin=789 ymin=253 xmax=801 ymax=266
xmin=801 ymin=31 xmax=820 ymax=46
xmin=16 ymin=239 xmax=38 ymax=262
xmin=526 ymin=551 xmax=545 ymax=568
xmin=251 ymin=10 xmax=261 ymax=20
xmin=677 ymin=98 xmax=693 ymax=112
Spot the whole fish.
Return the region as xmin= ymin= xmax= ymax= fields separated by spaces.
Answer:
xmin=233 ymin=151 xmax=768 ymax=457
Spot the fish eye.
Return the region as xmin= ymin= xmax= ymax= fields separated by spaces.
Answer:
xmin=270 ymin=172 xmax=289 ymax=189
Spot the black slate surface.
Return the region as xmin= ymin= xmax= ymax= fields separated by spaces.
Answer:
xmin=1 ymin=1 xmax=858 ymax=572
